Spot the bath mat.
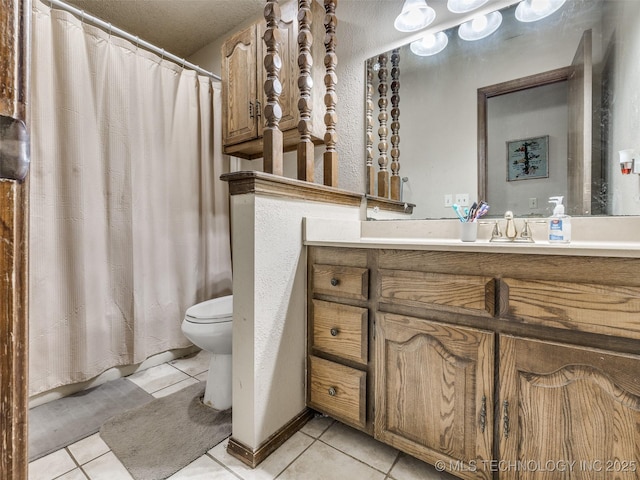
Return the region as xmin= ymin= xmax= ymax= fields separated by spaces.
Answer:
xmin=29 ymin=377 xmax=154 ymax=461
xmin=100 ymin=381 xmax=231 ymax=480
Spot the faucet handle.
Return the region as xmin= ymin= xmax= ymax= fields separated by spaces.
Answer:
xmin=490 ymin=220 xmax=502 ymax=241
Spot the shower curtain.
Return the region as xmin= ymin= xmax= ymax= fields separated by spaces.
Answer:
xmin=29 ymin=0 xmax=232 ymax=396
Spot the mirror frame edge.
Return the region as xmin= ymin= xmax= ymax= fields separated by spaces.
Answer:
xmin=477 ymin=66 xmax=572 ymax=203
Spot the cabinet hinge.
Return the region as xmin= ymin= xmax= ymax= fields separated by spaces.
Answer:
xmin=373 ymin=317 xmax=376 ymax=340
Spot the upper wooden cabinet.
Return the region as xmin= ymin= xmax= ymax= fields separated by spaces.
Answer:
xmin=221 ymin=0 xmax=325 ymax=159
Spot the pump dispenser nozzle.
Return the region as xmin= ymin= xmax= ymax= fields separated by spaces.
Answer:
xmin=549 ymin=196 xmax=564 ymax=215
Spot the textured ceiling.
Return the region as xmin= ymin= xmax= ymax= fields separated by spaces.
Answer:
xmin=64 ymin=0 xmax=266 ymax=58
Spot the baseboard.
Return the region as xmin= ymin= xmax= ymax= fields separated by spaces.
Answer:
xmin=227 ymin=408 xmax=315 ymax=468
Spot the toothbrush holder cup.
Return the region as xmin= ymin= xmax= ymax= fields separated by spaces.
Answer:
xmin=460 ymin=222 xmax=478 ymax=242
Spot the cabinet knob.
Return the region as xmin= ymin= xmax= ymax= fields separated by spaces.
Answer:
xmin=328 ymin=387 xmax=337 ymax=396
xmin=330 ymin=278 xmax=339 ymax=287
xmin=330 ymin=328 xmax=339 ymax=337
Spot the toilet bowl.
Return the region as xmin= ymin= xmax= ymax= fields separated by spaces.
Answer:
xmin=181 ymin=295 xmax=232 ymax=410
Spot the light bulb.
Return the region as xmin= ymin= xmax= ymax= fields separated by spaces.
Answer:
xmin=394 ymin=0 xmax=436 ymax=32
xmin=531 ymin=0 xmax=550 ymax=14
xmin=471 ymin=15 xmax=488 ymax=33
xmin=515 ymin=0 xmax=566 ymax=22
xmin=410 ymin=31 xmax=448 ymax=56
xmin=458 ymin=10 xmax=502 ymax=41
xmin=422 ymin=34 xmax=437 ymax=48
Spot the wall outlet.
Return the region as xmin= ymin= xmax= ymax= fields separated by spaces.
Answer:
xmin=455 ymin=193 xmax=469 ymax=207
xmin=444 ymin=194 xmax=453 ymax=207
xmin=528 ymin=197 xmax=538 ymax=209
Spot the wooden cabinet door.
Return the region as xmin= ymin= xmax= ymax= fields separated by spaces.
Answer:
xmin=222 ymin=25 xmax=258 ymax=146
xmin=256 ymin=1 xmax=298 ymax=137
xmin=499 ymin=336 xmax=640 ymax=480
xmin=375 ymin=313 xmax=495 ymax=480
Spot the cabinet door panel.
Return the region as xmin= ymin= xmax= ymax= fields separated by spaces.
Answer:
xmin=222 ymin=25 xmax=257 ymax=146
xmin=499 ymin=336 xmax=640 ymax=480
xmin=375 ymin=313 xmax=494 ymax=480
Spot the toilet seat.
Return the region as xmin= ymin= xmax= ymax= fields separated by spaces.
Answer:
xmin=185 ymin=296 xmax=233 ymax=324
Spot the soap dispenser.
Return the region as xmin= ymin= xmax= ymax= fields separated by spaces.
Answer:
xmin=548 ymin=196 xmax=571 ymax=243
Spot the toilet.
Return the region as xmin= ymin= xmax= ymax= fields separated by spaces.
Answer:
xmin=181 ymin=295 xmax=233 ymax=410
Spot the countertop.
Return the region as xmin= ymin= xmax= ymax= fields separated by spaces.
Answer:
xmin=303 ymin=217 xmax=640 ymax=258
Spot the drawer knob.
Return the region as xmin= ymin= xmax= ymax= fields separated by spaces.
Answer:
xmin=328 ymin=387 xmax=337 ymax=396
xmin=330 ymin=278 xmax=339 ymax=287
xmin=330 ymin=328 xmax=339 ymax=337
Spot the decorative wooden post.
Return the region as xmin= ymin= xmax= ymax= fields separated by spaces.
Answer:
xmin=263 ymin=0 xmax=284 ymax=176
xmin=323 ymin=0 xmax=338 ymax=187
xmin=377 ymin=53 xmax=389 ymax=198
xmin=0 ymin=0 xmax=30 ymax=478
xmin=365 ymin=58 xmax=375 ymax=196
xmin=297 ymin=0 xmax=314 ymax=182
xmin=390 ymin=48 xmax=401 ymax=201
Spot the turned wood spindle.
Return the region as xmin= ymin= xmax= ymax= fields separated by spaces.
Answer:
xmin=365 ymin=58 xmax=375 ymax=196
xmin=263 ymin=0 xmax=284 ymax=176
xmin=323 ymin=0 xmax=338 ymax=187
xmin=377 ymin=53 xmax=389 ymax=198
xmin=390 ymin=48 xmax=401 ymax=201
xmin=297 ymin=0 xmax=314 ymax=182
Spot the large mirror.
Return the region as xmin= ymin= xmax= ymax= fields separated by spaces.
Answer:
xmin=365 ymin=0 xmax=640 ymax=219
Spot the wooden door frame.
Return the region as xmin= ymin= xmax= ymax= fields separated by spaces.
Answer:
xmin=1 ymin=0 xmax=30 ymax=478
xmin=477 ymin=67 xmax=571 ymax=202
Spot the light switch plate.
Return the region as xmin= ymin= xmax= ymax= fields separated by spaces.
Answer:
xmin=444 ymin=194 xmax=453 ymax=207
xmin=455 ymin=193 xmax=469 ymax=206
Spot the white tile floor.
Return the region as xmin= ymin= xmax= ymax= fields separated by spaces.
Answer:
xmin=29 ymin=351 xmax=457 ymax=480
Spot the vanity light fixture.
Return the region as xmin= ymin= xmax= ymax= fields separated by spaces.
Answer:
xmin=458 ymin=11 xmax=502 ymax=41
xmin=394 ymin=0 xmax=436 ymax=32
xmin=410 ymin=31 xmax=448 ymax=56
xmin=515 ymin=0 xmax=566 ymax=22
xmin=447 ymin=0 xmax=490 ymax=14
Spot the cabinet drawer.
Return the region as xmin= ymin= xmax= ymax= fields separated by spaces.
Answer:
xmin=502 ymin=278 xmax=640 ymax=339
xmin=312 ymin=264 xmax=369 ymax=301
xmin=379 ymin=269 xmax=495 ymax=315
xmin=308 ymin=355 xmax=366 ymax=429
xmin=312 ymin=300 xmax=368 ymax=365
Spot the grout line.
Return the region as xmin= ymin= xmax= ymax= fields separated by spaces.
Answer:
xmin=316 ymin=437 xmax=399 ymax=476
xmin=272 ymin=433 xmax=319 ymax=479
xmin=64 ymin=445 xmax=82 ymax=469
xmin=206 ymin=452 xmax=244 ymax=479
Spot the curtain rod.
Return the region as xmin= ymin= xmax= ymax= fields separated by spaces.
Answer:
xmin=46 ymin=0 xmax=222 ymax=81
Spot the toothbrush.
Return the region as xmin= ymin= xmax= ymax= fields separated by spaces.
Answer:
xmin=452 ymin=204 xmax=467 ymax=222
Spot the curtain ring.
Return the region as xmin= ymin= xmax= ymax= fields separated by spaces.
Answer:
xmin=161 ymin=48 xmax=165 ymax=62
xmin=80 ymin=9 xmax=85 ymax=25
xmin=108 ymin=22 xmax=112 ymax=41
xmin=134 ymin=35 xmax=139 ymax=52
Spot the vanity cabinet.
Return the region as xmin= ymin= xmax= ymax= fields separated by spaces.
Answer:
xmin=221 ymin=0 xmax=325 ymax=159
xmin=306 ymin=247 xmax=640 ymax=480
xmin=499 ymin=336 xmax=640 ymax=480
